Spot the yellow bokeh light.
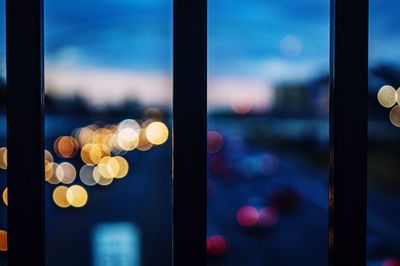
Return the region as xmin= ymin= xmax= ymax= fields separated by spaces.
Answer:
xmin=74 ymin=127 xmax=95 ymax=147
xmin=45 ymin=162 xmax=61 ymax=185
xmin=0 ymin=147 xmax=7 ymax=170
xmin=66 ymin=185 xmax=88 ymax=208
xmin=397 ymin=88 xmax=400 ymax=105
xmin=0 ymin=230 xmax=7 ymax=252
xmin=81 ymin=144 xmax=95 ymax=164
xmin=114 ymin=156 xmax=129 ymax=179
xmin=81 ymin=143 xmax=110 ymax=165
xmin=389 ymin=105 xmax=400 ymax=127
xmin=99 ymin=144 xmax=111 ymax=162
xmin=44 ymin=150 xmax=54 ymax=179
xmin=117 ymin=128 xmax=139 ymax=151
xmin=97 ymin=156 xmax=120 ymax=179
xmin=45 ymin=162 xmax=53 ymax=180
xmin=378 ymin=85 xmax=397 ymax=108
xmin=92 ymin=128 xmax=112 ymax=145
xmin=108 ymin=133 xmax=124 ymax=154
xmin=89 ymin=145 xmax=101 ymax=163
xmin=93 ymin=167 xmax=113 ymax=186
xmin=53 ymin=186 xmax=70 ymax=208
xmin=145 ymin=122 xmax=169 ymax=145
xmin=2 ymin=187 xmax=7 ymax=206
xmin=137 ymin=128 xmax=153 ymax=151
xmin=45 ymin=149 xmax=54 ymax=163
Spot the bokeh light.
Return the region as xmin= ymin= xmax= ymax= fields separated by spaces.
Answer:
xmin=118 ymin=119 xmax=141 ymax=133
xmin=81 ymin=143 xmax=110 ymax=165
xmin=54 ymin=136 xmax=79 ymax=158
xmin=383 ymin=258 xmax=400 ymax=266
xmin=0 ymin=230 xmax=7 ymax=252
xmin=92 ymin=128 xmax=112 ymax=146
xmin=93 ymin=167 xmax=113 ymax=186
xmin=53 ymin=185 xmax=71 ymax=208
xmin=397 ymin=88 xmax=400 ymax=105
xmin=0 ymin=147 xmax=7 ymax=170
xmin=137 ymin=128 xmax=153 ymax=151
xmin=45 ymin=162 xmax=61 ymax=185
xmin=236 ymin=206 xmax=260 ymax=227
xmin=145 ymin=121 xmax=169 ymax=145
xmin=207 ymin=235 xmax=228 ymax=256
xmin=0 ymin=116 xmax=169 ymax=214
xmin=97 ymin=156 xmax=120 ymax=179
xmin=2 ymin=187 xmax=7 ymax=206
xmin=73 ymin=127 xmax=95 ymax=148
xmin=389 ymin=105 xmax=400 ymax=127
xmin=117 ymin=128 xmax=139 ymax=151
xmin=113 ymin=156 xmax=129 ymax=179
xmin=56 ymin=162 xmax=76 ymax=184
xmin=207 ymin=131 xmax=224 ymax=154
xmin=280 ymin=35 xmax=302 ymax=57
xmin=79 ymin=165 xmax=98 ymax=186
xmin=45 ymin=149 xmax=54 ymax=164
xmin=258 ymin=207 xmax=279 ymax=227
xmin=66 ymin=185 xmax=88 ymax=208
xmin=230 ymin=92 xmax=254 ymax=115
xmin=108 ymin=133 xmax=124 ymax=154
xmin=378 ymin=85 xmax=397 ymax=108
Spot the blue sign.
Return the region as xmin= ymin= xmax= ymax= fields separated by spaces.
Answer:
xmin=92 ymin=223 xmax=141 ymax=266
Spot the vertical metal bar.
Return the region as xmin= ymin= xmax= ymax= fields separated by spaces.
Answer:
xmin=173 ymin=0 xmax=207 ymax=264
xmin=6 ymin=0 xmax=44 ymax=264
xmin=329 ymin=0 xmax=368 ymax=265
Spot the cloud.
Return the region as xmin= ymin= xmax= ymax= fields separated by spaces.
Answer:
xmin=45 ymin=66 xmax=172 ymax=108
xmin=254 ymin=59 xmax=327 ymax=83
xmin=208 ymin=77 xmax=275 ymax=112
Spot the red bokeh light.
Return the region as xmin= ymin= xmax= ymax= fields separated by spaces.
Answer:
xmin=207 ymin=131 xmax=224 ymax=154
xmin=236 ymin=206 xmax=260 ymax=227
xmin=207 ymin=235 xmax=228 ymax=256
xmin=383 ymin=258 xmax=400 ymax=266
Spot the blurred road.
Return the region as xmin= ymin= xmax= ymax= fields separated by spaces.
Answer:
xmin=0 ymin=116 xmax=399 ymax=266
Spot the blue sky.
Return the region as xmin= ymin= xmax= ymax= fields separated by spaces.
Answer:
xmin=2 ymin=0 xmax=329 ymax=78
xmin=0 ymin=0 xmax=400 ymax=106
xmin=43 ymin=0 xmax=330 ymax=77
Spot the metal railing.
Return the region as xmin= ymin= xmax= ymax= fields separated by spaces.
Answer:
xmin=6 ymin=0 xmax=44 ymax=265
xmin=329 ymin=0 xmax=368 ymax=265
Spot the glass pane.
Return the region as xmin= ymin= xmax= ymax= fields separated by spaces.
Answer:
xmin=207 ymin=0 xmax=329 ymax=265
xmin=0 ymin=0 xmax=6 ymax=264
xmin=44 ymin=1 xmax=172 ymax=265
xmin=368 ymin=1 xmax=400 ymax=265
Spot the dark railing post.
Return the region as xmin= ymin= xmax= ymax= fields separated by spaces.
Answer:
xmin=329 ymin=0 xmax=368 ymax=265
xmin=173 ymin=0 xmax=207 ymax=265
xmin=6 ymin=0 xmax=45 ymax=264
